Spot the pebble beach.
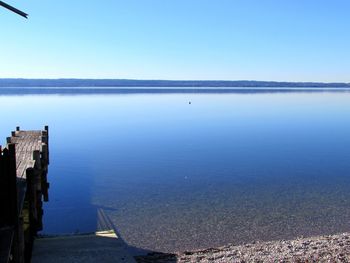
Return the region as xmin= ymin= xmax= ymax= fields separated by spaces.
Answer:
xmin=136 ymin=232 xmax=350 ymax=262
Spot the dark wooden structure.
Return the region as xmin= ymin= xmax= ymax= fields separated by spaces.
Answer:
xmin=0 ymin=127 xmax=49 ymax=263
xmin=0 ymin=1 xmax=28 ymax=18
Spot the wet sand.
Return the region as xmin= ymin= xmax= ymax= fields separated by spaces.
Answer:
xmin=135 ymin=232 xmax=350 ymax=262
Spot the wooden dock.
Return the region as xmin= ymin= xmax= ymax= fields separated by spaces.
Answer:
xmin=0 ymin=127 xmax=49 ymax=263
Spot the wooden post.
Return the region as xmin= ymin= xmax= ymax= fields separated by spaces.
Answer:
xmin=41 ymin=132 xmax=47 ymax=144
xmin=33 ymin=150 xmax=41 ymax=170
xmin=26 ymin=168 xmax=37 ymax=234
xmin=41 ymin=172 xmax=49 ymax=203
xmin=0 ymin=147 xmax=11 ymax=222
xmin=7 ymin=144 xmax=24 ymax=263
xmin=44 ymin=125 xmax=49 ymax=164
xmin=15 ymin=216 xmax=25 ymax=263
xmin=41 ymin=144 xmax=48 ymax=165
xmin=40 ymin=127 xmax=50 ymax=202
xmin=16 ymin=126 xmax=20 ymax=131
xmin=8 ymin=144 xmax=17 ymax=227
xmin=0 ymin=146 xmax=11 ymax=227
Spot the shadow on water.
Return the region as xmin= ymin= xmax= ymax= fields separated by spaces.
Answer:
xmin=95 ymin=206 xmax=178 ymax=263
xmin=42 ymin=169 xmax=174 ymax=260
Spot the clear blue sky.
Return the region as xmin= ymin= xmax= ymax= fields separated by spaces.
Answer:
xmin=1 ymin=0 xmax=349 ymax=82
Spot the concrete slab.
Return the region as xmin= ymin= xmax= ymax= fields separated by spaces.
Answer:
xmin=31 ymin=230 xmax=136 ymax=263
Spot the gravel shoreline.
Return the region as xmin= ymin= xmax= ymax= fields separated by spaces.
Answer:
xmin=135 ymin=232 xmax=350 ymax=262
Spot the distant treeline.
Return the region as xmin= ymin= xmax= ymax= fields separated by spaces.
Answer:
xmin=0 ymin=79 xmax=349 ymax=88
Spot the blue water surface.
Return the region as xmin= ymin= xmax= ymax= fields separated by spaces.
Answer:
xmin=1 ymin=90 xmax=350 ymax=252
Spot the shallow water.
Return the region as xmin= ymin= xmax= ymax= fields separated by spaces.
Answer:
xmin=1 ymin=90 xmax=350 ymax=252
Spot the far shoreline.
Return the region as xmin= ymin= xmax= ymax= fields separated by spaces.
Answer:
xmin=1 ymin=86 xmax=350 ymax=95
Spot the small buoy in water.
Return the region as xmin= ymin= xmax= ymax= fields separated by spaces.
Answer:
xmin=189 ymin=101 xmax=191 ymax=104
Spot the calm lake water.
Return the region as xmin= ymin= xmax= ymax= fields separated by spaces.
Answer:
xmin=1 ymin=89 xmax=350 ymax=253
